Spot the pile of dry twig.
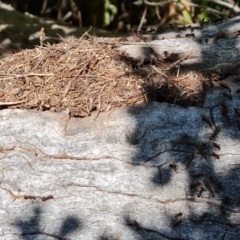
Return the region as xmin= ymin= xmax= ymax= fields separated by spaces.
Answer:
xmin=0 ymin=33 xmax=207 ymax=117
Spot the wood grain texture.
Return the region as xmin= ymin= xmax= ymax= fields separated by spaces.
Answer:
xmin=0 ymin=81 xmax=240 ymax=239
xmin=119 ymin=16 xmax=240 ymax=73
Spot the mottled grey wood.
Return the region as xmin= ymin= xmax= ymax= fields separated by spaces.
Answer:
xmin=119 ymin=16 xmax=240 ymax=72
xmin=0 ymin=79 xmax=240 ymax=240
xmin=145 ymin=15 xmax=240 ymax=40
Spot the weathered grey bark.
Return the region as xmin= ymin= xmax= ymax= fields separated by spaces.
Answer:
xmin=0 ymin=77 xmax=240 ymax=239
xmin=119 ymin=15 xmax=240 ymax=72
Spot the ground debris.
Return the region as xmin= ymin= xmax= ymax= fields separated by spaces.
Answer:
xmin=0 ymin=35 xmax=207 ymax=117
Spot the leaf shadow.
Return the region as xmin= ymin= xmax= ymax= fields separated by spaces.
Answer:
xmin=122 ymin=18 xmax=240 ymax=239
xmin=15 ymin=205 xmax=81 ymax=240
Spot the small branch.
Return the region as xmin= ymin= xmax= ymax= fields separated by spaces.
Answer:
xmin=0 ymin=100 xmax=29 ymax=106
xmin=206 ymin=0 xmax=240 ymax=12
xmin=0 ymin=73 xmax=54 ymax=80
xmin=94 ymin=85 xmax=106 ymax=121
xmin=143 ymin=0 xmax=170 ymax=6
xmin=138 ymin=5 xmax=148 ymax=33
xmin=179 ymin=1 xmax=228 ymax=16
xmin=39 ymin=28 xmax=45 ymax=47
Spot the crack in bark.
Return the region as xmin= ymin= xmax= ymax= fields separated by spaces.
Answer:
xmin=187 ymin=198 xmax=240 ymax=214
xmin=222 ymin=226 xmax=228 ymax=240
xmin=143 ymin=150 xmax=168 ymax=162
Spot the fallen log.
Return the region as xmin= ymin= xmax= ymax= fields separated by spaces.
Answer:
xmin=0 ymin=83 xmax=240 ymax=239
xmin=1 ymin=14 xmax=240 ymax=240
xmin=119 ymin=15 xmax=240 ymax=73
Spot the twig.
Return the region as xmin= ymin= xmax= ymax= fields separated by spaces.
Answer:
xmin=206 ymin=0 xmax=240 ymax=12
xmin=57 ymin=33 xmax=67 ymax=43
xmin=166 ymin=52 xmax=192 ymax=71
xmin=61 ymin=63 xmax=88 ymax=101
xmin=0 ymin=73 xmax=54 ymax=78
xmin=138 ymin=5 xmax=148 ymax=33
xmin=143 ymin=0 xmax=169 ymax=6
xmin=62 ymin=78 xmax=72 ymax=100
xmin=93 ymin=85 xmax=106 ymax=121
xmin=151 ymin=65 xmax=169 ymax=78
xmin=80 ymin=26 xmax=93 ymax=40
xmin=0 ymin=100 xmax=29 ymax=106
xmin=180 ymin=1 xmax=228 ymax=15
xmin=40 ymin=0 xmax=48 ymax=13
xmin=39 ymin=27 xmax=45 ymax=47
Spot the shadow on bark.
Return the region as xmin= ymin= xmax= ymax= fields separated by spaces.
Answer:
xmin=122 ymin=20 xmax=240 ymax=239
xmin=15 ymin=206 xmax=81 ymax=240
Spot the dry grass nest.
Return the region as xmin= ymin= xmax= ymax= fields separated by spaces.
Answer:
xmin=0 ymin=33 xmax=208 ymax=118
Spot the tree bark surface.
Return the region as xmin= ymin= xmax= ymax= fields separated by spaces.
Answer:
xmin=0 ymin=79 xmax=240 ymax=239
xmin=119 ymin=15 xmax=240 ymax=72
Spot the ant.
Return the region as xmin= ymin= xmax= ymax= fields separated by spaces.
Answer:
xmin=197 ymin=187 xmax=205 ymax=197
xmin=209 ymin=125 xmax=221 ymax=140
xmin=131 ymin=30 xmax=151 ymax=42
xmin=126 ymin=219 xmax=141 ymax=231
xmin=42 ymin=195 xmax=54 ymax=201
xmin=200 ymin=114 xmax=212 ymax=128
xmin=190 ymin=181 xmax=201 ymax=190
xmin=169 ymin=163 xmax=177 ymax=172
xmin=212 ymin=142 xmax=220 ymax=150
xmin=212 ymin=152 xmax=220 ymax=159
xmin=175 ymin=212 xmax=183 ymax=219
xmin=202 ymin=177 xmax=214 ymax=198
xmin=24 ymin=196 xmax=36 ymax=200
xmin=220 ymin=101 xmax=230 ymax=122
xmin=171 ymin=219 xmax=183 ymax=228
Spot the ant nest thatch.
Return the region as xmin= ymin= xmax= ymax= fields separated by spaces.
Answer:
xmin=0 ymin=34 xmax=206 ymax=117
